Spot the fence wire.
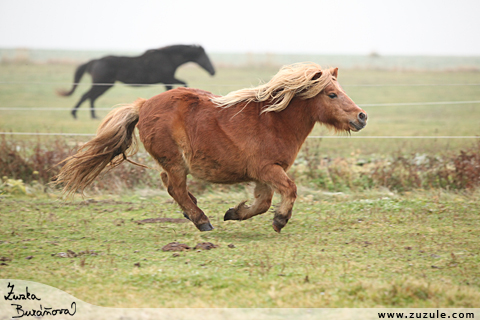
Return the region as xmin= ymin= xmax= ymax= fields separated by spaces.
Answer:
xmin=1 ymin=80 xmax=478 ymax=139
xmin=1 ymin=81 xmax=480 ymax=87
xmin=1 ymin=132 xmax=478 ymax=139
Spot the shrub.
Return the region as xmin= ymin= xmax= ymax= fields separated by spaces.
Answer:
xmin=0 ymin=135 xmax=479 ymax=195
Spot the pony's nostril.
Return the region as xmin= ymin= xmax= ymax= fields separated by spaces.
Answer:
xmin=358 ymin=112 xmax=367 ymax=122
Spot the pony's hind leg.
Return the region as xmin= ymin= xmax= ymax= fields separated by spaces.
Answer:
xmin=160 ymin=170 xmax=213 ymax=231
xmin=160 ymin=172 xmax=197 ymax=221
xmin=224 ymin=182 xmax=273 ymax=221
xmin=259 ymin=165 xmax=297 ymax=233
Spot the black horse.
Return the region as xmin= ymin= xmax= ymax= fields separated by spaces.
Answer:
xmin=58 ymin=45 xmax=216 ymax=119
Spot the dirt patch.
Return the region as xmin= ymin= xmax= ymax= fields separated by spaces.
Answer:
xmin=162 ymin=242 xmax=191 ymax=251
xmin=194 ymin=242 xmax=218 ymax=250
xmin=135 ymin=218 xmax=188 ymax=225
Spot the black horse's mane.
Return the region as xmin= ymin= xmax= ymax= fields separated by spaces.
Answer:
xmin=145 ymin=44 xmax=203 ymax=55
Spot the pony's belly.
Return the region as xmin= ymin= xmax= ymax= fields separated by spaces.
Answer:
xmin=187 ymin=156 xmax=251 ymax=184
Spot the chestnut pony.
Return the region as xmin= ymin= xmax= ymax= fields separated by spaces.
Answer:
xmin=55 ymin=63 xmax=367 ymax=232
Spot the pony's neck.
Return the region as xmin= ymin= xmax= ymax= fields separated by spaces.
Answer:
xmin=273 ymin=97 xmax=317 ymax=146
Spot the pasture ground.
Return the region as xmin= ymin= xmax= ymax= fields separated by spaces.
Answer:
xmin=0 ymin=61 xmax=480 ymax=307
xmin=0 ymin=189 xmax=479 ymax=307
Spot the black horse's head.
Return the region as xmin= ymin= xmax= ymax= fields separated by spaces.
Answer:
xmin=148 ymin=45 xmax=216 ymax=76
xmin=189 ymin=45 xmax=215 ymax=76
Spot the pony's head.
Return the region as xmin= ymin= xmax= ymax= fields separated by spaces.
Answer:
xmin=212 ymin=62 xmax=367 ymax=133
xmin=310 ymin=67 xmax=367 ymax=133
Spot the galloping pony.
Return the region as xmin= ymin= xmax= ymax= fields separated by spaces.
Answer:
xmin=55 ymin=63 xmax=367 ymax=232
xmin=57 ymin=45 xmax=215 ymax=119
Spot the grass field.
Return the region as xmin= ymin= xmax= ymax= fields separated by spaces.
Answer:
xmin=1 ymin=60 xmax=480 ymax=308
xmin=1 ymin=190 xmax=479 ymax=307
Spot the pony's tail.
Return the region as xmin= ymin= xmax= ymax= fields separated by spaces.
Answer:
xmin=56 ymin=61 xmax=91 ymax=96
xmin=53 ymin=98 xmax=147 ymax=197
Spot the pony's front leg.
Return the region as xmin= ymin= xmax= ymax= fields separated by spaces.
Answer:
xmin=260 ymin=165 xmax=297 ymax=233
xmin=224 ymin=182 xmax=273 ymax=221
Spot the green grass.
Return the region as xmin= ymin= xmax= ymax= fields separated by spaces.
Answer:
xmin=1 ymin=190 xmax=479 ymax=307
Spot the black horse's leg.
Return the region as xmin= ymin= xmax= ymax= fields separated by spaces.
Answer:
xmin=88 ymin=85 xmax=113 ymax=119
xmin=164 ymin=79 xmax=187 ymax=91
xmin=71 ymin=90 xmax=92 ymax=119
xmin=173 ymin=78 xmax=187 ymax=87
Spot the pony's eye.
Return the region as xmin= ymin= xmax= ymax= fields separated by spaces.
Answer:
xmin=328 ymin=93 xmax=337 ymax=99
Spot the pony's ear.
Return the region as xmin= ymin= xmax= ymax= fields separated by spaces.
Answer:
xmin=332 ymin=67 xmax=338 ymax=78
xmin=311 ymin=71 xmax=322 ymax=81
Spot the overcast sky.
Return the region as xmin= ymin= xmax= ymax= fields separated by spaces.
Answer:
xmin=1 ymin=0 xmax=479 ymax=56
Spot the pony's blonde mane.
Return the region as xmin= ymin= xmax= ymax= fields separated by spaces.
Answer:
xmin=212 ymin=62 xmax=335 ymax=113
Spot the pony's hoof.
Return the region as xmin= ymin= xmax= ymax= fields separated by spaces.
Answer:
xmin=224 ymin=208 xmax=239 ymax=221
xmin=272 ymin=223 xmax=282 ymax=233
xmin=272 ymin=219 xmax=288 ymax=233
xmin=71 ymin=111 xmax=77 ymax=119
xmin=182 ymin=212 xmax=192 ymax=221
xmin=197 ymin=222 xmax=214 ymax=232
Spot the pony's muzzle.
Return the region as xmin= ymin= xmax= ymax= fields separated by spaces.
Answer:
xmin=358 ymin=111 xmax=367 ymax=125
xmin=356 ymin=111 xmax=368 ymax=128
xmin=349 ymin=111 xmax=368 ymax=131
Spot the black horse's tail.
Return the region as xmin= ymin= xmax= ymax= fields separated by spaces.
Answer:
xmin=56 ymin=61 xmax=92 ymax=96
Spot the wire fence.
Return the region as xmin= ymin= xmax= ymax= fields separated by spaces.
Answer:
xmin=1 ymin=80 xmax=479 ymax=139
xmin=2 ymin=99 xmax=480 ymax=111
xmin=2 ymin=81 xmax=480 ymax=88
xmin=1 ymin=132 xmax=478 ymax=139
